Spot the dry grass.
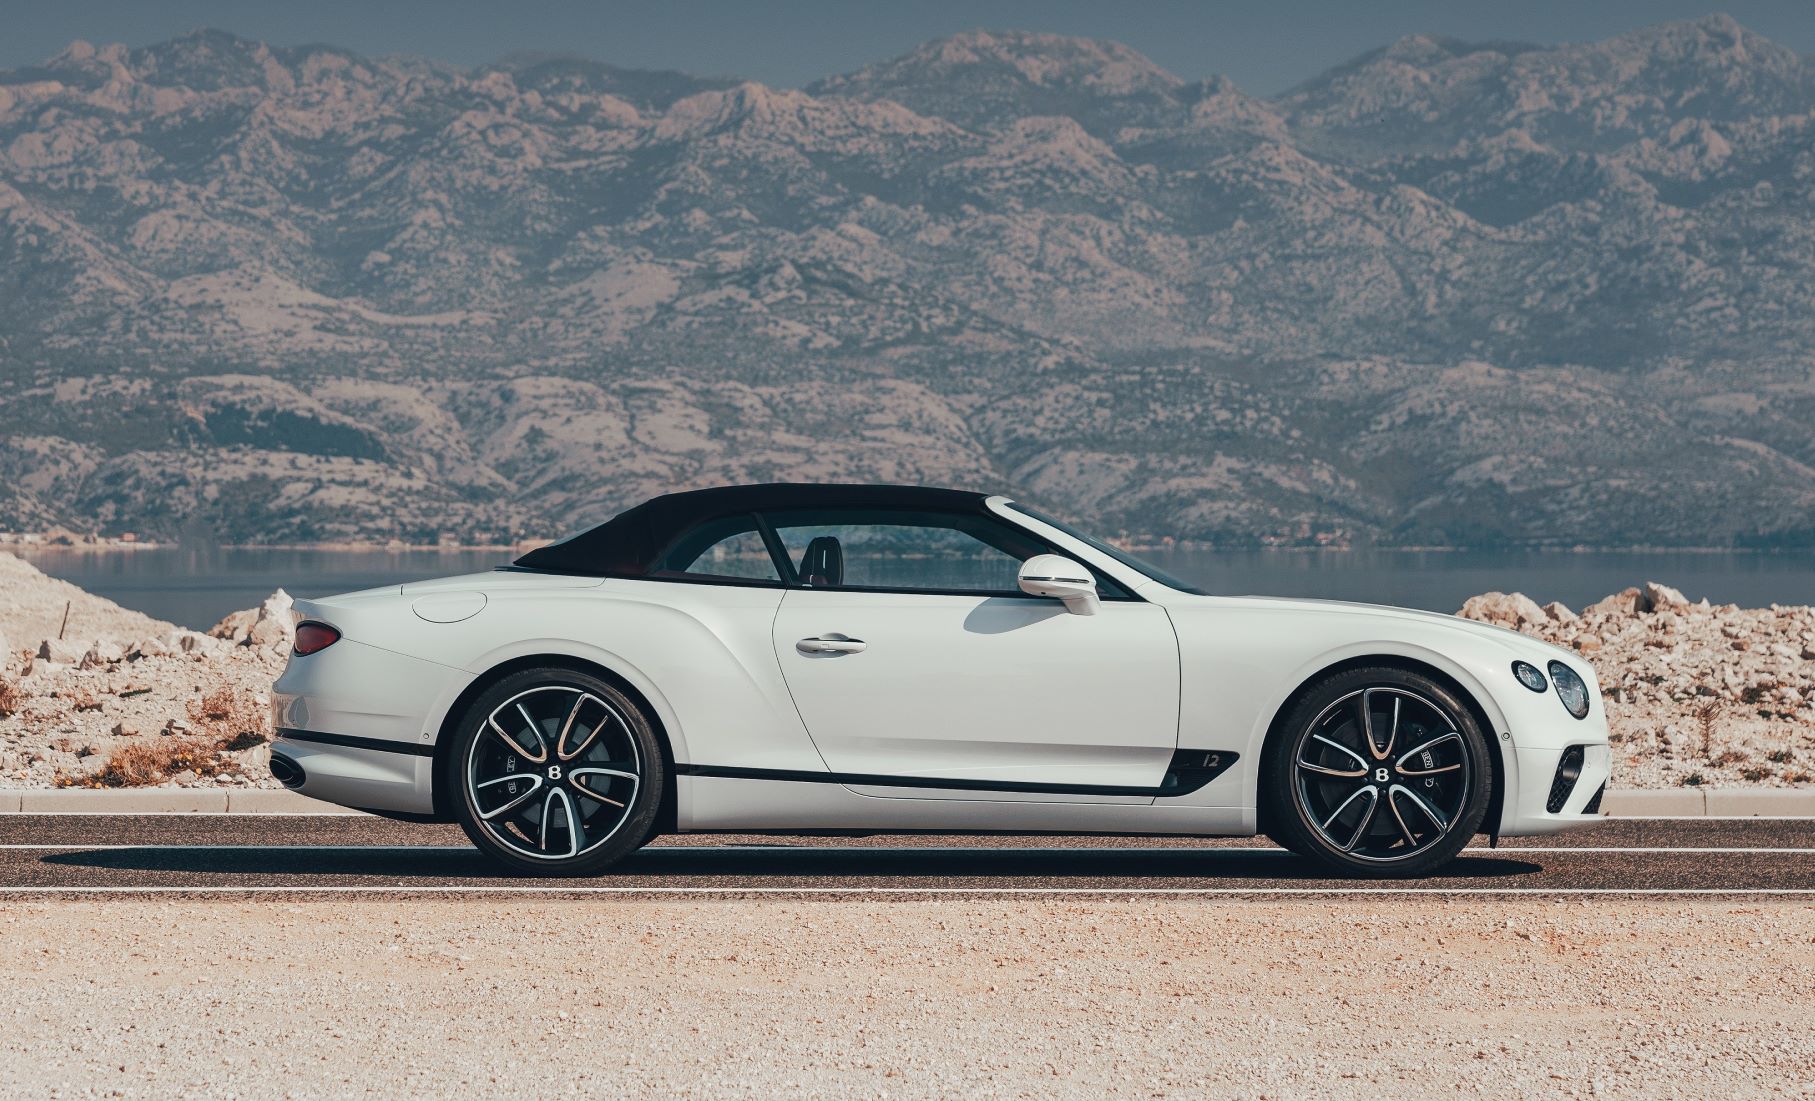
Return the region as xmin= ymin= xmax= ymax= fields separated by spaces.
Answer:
xmin=53 ymin=686 xmax=272 ymax=787
xmin=186 ymin=686 xmax=269 ymax=749
xmin=64 ymin=736 xmax=230 ymax=788
xmin=39 ymin=684 xmax=272 ymax=788
xmin=1692 ymin=699 xmax=1725 ymax=760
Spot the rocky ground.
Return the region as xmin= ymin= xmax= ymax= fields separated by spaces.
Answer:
xmin=0 ymin=553 xmax=288 ymax=789
xmin=1459 ymin=581 xmax=1815 ymax=789
xmin=0 ymin=898 xmax=1809 ymax=1098
xmin=1 ymin=551 xmax=1811 ymax=790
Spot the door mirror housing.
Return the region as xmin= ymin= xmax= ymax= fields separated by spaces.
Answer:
xmin=1018 ymin=554 xmax=1100 ymax=616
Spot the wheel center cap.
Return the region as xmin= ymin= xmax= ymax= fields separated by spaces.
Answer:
xmin=546 ymin=763 xmax=564 ymax=782
xmin=1373 ymin=766 xmax=1391 ymax=785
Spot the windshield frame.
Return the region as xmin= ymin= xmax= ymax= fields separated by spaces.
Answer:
xmin=1002 ymin=501 xmax=1208 ymax=596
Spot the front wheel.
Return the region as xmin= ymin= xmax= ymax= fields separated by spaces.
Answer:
xmin=1261 ymin=667 xmax=1492 ymax=878
xmin=447 ymin=668 xmax=665 ymax=877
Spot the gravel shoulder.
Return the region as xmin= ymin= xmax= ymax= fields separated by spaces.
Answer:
xmin=1 ymin=897 xmax=1810 ymax=1098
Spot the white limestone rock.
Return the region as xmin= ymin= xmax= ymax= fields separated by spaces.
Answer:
xmin=36 ymin=637 xmax=84 ymax=664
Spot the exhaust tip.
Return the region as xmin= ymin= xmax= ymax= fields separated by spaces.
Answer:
xmin=268 ymin=751 xmax=306 ymax=789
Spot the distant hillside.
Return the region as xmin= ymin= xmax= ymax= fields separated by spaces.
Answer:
xmin=2 ymin=15 xmax=1813 ymax=547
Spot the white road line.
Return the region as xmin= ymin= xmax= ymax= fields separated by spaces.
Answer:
xmin=1 ymin=886 xmax=1813 ymax=896
xmin=0 ymin=843 xmax=1810 ymax=856
xmin=5 ymin=812 xmax=369 ymax=818
xmin=1478 ymin=846 xmax=1815 ymax=854
xmin=0 ymin=844 xmax=465 ymax=852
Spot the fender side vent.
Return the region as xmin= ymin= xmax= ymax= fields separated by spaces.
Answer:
xmin=1158 ymin=750 xmax=1240 ymax=796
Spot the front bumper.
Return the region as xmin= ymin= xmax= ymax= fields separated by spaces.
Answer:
xmin=269 ymin=637 xmax=464 ymax=816
xmin=1499 ymin=742 xmax=1612 ymax=837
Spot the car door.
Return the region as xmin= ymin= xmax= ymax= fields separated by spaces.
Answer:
xmin=765 ymin=508 xmax=1181 ymax=802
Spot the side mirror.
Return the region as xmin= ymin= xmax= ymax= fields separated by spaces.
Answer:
xmin=1018 ymin=554 xmax=1100 ymax=616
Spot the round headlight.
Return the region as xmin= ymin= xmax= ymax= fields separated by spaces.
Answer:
xmin=1511 ymin=661 xmax=1548 ymax=693
xmin=1547 ymin=660 xmax=1591 ymax=720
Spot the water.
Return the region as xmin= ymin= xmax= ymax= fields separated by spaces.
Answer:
xmin=1146 ymin=548 xmax=1815 ymax=615
xmin=12 ymin=547 xmax=511 ymax=630
xmin=12 ymin=545 xmax=1815 ymax=631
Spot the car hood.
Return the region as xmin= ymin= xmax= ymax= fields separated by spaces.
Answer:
xmin=1166 ymin=590 xmax=1578 ymax=661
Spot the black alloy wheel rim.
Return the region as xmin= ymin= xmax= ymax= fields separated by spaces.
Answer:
xmin=465 ymin=686 xmax=642 ymax=861
xmin=1291 ymin=687 xmax=1471 ymax=863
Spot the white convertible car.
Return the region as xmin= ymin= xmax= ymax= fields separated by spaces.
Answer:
xmin=271 ymin=483 xmax=1610 ymax=877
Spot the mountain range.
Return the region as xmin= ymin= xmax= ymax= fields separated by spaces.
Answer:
xmin=2 ymin=14 xmax=1813 ymax=547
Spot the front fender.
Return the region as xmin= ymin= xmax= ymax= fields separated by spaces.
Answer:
xmin=1231 ymin=637 xmax=1522 ymax=838
xmin=1167 ymin=599 xmax=1535 ymax=834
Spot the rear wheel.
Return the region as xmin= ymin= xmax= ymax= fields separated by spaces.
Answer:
xmin=447 ymin=668 xmax=664 ymax=877
xmin=1262 ymin=667 xmax=1492 ymax=878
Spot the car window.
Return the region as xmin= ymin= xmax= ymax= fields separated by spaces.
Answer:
xmin=764 ymin=507 xmax=1129 ymax=597
xmin=651 ymin=515 xmax=783 ymax=585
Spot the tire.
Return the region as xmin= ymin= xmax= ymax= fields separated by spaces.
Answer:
xmin=1260 ymin=666 xmax=1492 ymax=878
xmin=446 ymin=667 xmax=665 ymax=877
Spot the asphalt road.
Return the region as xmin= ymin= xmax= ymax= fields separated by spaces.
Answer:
xmin=0 ymin=815 xmax=1810 ymax=896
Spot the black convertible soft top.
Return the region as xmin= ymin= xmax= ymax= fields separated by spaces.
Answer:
xmin=513 ymin=483 xmax=993 ymax=578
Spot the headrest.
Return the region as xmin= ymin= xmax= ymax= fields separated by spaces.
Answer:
xmin=800 ymin=536 xmax=843 ymax=587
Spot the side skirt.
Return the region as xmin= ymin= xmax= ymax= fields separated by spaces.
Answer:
xmin=675 ymin=750 xmax=1237 ymax=800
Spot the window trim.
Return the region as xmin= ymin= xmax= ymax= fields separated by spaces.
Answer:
xmin=754 ymin=513 xmax=800 ymax=586
xmin=633 ymin=570 xmax=786 ymax=590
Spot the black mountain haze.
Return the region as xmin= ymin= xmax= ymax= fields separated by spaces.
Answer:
xmin=1 ymin=14 xmax=1813 ymax=547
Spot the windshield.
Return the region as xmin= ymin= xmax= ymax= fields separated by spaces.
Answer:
xmin=1004 ymin=502 xmax=1208 ymax=596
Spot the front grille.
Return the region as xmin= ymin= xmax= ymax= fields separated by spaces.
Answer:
xmin=1547 ymin=745 xmax=1586 ymax=813
xmin=1582 ymin=782 xmax=1606 ymax=815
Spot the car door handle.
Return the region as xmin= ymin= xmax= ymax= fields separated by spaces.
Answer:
xmin=796 ymin=636 xmax=868 ymax=655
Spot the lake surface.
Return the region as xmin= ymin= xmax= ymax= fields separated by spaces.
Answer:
xmin=12 ymin=545 xmax=1815 ymax=631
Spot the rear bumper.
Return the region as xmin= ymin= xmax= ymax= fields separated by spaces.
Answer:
xmin=270 ymin=638 xmax=463 ymax=816
xmin=269 ymin=734 xmax=436 ymax=817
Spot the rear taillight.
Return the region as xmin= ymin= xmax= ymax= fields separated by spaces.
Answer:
xmin=293 ymin=621 xmax=341 ymax=656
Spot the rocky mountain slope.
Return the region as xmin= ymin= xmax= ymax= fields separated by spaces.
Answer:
xmin=2 ymin=16 xmax=1813 ymax=546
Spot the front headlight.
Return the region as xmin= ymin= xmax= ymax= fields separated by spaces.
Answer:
xmin=1511 ymin=661 xmax=1548 ymax=692
xmin=1547 ymin=660 xmax=1591 ymax=720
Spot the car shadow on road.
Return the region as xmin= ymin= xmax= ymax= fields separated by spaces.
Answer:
xmin=40 ymin=845 xmax=1543 ymax=883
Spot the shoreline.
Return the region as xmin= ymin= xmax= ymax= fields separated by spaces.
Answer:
xmin=8 ymin=539 xmax=1815 ymax=556
xmin=2 ymin=539 xmax=527 ymax=554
